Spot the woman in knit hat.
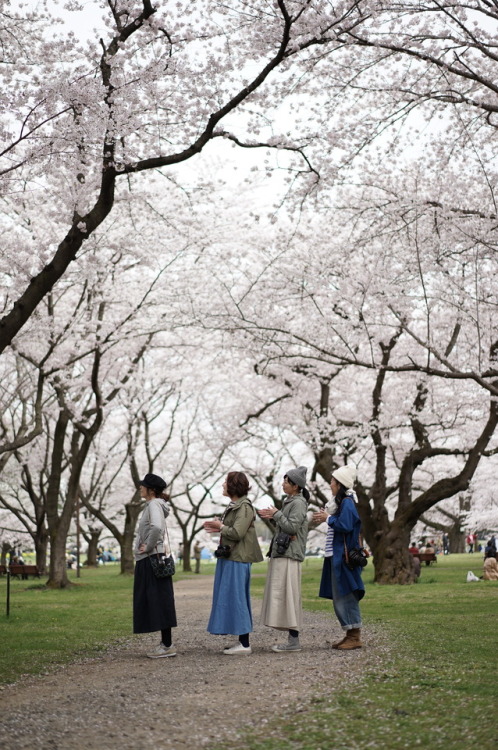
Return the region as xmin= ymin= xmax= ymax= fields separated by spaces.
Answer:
xmin=259 ymin=466 xmax=309 ymax=652
xmin=312 ymin=464 xmax=365 ymax=650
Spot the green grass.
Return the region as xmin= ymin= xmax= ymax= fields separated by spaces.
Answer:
xmin=236 ymin=554 xmax=498 ymax=750
xmin=0 ymin=565 xmax=134 ymax=683
xmin=1 ymin=556 xmax=496 ymax=749
xmin=0 ymin=563 xmax=212 ymax=684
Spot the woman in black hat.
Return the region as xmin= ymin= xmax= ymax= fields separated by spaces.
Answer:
xmin=133 ymin=473 xmax=177 ymax=658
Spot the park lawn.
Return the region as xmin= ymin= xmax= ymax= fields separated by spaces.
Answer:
xmin=0 ymin=564 xmax=205 ymax=684
xmin=0 ymin=565 xmax=135 ymax=684
xmin=0 ymin=556 xmax=496 ymax=749
xmin=243 ymin=554 xmax=498 ymax=750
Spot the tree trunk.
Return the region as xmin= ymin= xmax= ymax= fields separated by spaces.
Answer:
xmin=371 ymin=524 xmax=418 ymax=584
xmin=85 ymin=529 xmax=101 ymax=567
xmin=47 ymin=529 xmax=71 ymax=588
xmin=182 ymin=535 xmax=192 ymax=572
xmin=35 ymin=531 xmax=49 ymax=574
xmin=120 ymin=500 xmax=143 ymax=574
xmin=120 ymin=532 xmax=135 ymax=575
xmin=45 ymin=408 xmax=73 ymax=588
xmin=448 ymin=527 xmax=465 ymax=554
xmin=1 ymin=541 xmax=11 ymax=566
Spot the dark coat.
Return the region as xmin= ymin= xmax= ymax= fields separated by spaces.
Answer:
xmin=319 ymin=495 xmax=365 ymax=601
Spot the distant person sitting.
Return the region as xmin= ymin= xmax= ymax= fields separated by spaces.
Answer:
xmin=422 ymin=542 xmax=434 ymax=565
xmin=483 ymin=551 xmax=498 ymax=581
xmin=485 ymin=536 xmax=496 ymax=557
xmin=408 ymin=542 xmax=419 ymax=555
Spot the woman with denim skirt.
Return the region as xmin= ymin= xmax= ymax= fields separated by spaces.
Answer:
xmin=312 ymin=464 xmax=365 ymax=650
xmin=204 ymin=472 xmax=263 ymax=655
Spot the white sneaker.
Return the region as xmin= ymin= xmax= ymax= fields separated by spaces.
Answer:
xmin=271 ymin=639 xmax=301 ymax=652
xmin=223 ymin=643 xmax=252 ymax=655
xmin=146 ymin=643 xmax=177 ymax=658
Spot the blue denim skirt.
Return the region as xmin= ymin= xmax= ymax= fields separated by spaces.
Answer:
xmin=207 ymin=558 xmax=253 ymax=635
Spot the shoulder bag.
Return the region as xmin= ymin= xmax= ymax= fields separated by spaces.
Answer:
xmin=149 ymin=520 xmax=176 ymax=578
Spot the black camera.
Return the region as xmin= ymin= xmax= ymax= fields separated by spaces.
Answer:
xmin=346 ymin=547 xmax=368 ymax=570
xmin=214 ymin=544 xmax=232 ymax=559
xmin=275 ymin=532 xmax=292 ymax=555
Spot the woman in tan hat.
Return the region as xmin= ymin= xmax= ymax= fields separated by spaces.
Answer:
xmin=259 ymin=466 xmax=309 ymax=652
xmin=312 ymin=464 xmax=365 ymax=650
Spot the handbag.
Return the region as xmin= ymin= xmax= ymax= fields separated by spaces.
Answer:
xmin=149 ymin=553 xmax=176 ymax=578
xmin=343 ymin=536 xmax=368 ymax=571
xmin=148 ymin=521 xmax=176 ymax=578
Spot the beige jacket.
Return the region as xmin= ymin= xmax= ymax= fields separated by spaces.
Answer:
xmin=483 ymin=557 xmax=498 ymax=580
xmin=219 ymin=496 xmax=264 ymax=563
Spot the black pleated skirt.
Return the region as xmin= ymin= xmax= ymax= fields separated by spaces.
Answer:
xmin=133 ymin=557 xmax=177 ymax=633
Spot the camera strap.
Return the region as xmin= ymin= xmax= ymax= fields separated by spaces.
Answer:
xmin=152 ymin=518 xmax=173 ymax=559
xmin=343 ymin=535 xmax=350 ymax=566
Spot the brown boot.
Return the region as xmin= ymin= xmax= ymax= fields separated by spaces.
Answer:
xmin=336 ymin=628 xmax=362 ymax=650
xmin=332 ymin=634 xmax=348 ymax=649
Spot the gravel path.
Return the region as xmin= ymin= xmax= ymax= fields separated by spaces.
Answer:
xmin=0 ymin=575 xmax=387 ymax=750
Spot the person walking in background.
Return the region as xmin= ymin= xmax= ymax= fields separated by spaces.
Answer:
xmin=466 ymin=533 xmax=474 ymax=553
xmin=312 ymin=464 xmax=365 ymax=651
xmin=193 ymin=540 xmax=203 ymax=574
xmin=472 ymin=532 xmax=479 ymax=553
xmin=259 ymin=466 xmax=309 ymax=653
xmin=204 ymin=472 xmax=263 ymax=655
xmin=133 ymin=473 xmax=177 ymax=659
xmin=442 ymin=533 xmax=449 ymax=555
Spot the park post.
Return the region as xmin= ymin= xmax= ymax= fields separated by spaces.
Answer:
xmin=6 ymin=569 xmax=10 ymax=617
xmin=76 ymin=493 xmax=81 ymax=579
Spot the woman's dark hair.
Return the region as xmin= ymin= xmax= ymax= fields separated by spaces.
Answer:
xmin=284 ymin=475 xmax=310 ymax=502
xmin=226 ymin=471 xmax=251 ymax=498
xmin=146 ymin=487 xmax=170 ymax=501
xmin=331 ymin=481 xmax=348 ymax=512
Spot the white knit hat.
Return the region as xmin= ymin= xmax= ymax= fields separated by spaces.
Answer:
xmin=331 ymin=464 xmax=357 ymax=489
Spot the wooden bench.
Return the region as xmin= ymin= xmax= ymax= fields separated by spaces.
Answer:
xmin=9 ymin=564 xmax=41 ymax=579
xmin=0 ymin=564 xmax=7 ymax=575
xmin=413 ymin=552 xmax=437 ymax=565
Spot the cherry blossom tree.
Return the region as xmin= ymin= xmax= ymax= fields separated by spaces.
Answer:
xmin=1 ymin=235 xmax=178 ymax=585
xmin=184 ymin=152 xmax=498 ymax=582
xmin=1 ymin=0 xmax=376 ymax=353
